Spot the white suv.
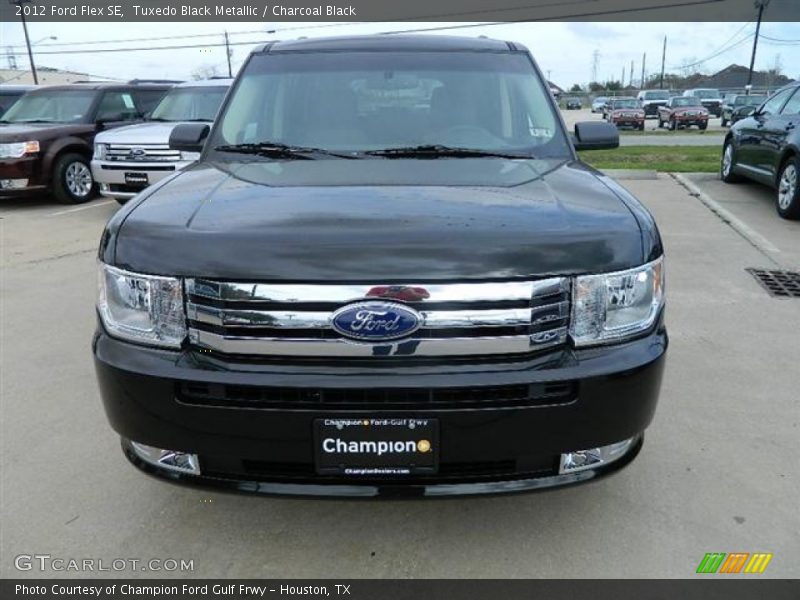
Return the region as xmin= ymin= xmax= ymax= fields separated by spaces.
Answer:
xmin=92 ymin=79 xmax=232 ymax=203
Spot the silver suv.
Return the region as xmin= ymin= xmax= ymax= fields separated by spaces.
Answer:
xmin=91 ymin=79 xmax=232 ymax=203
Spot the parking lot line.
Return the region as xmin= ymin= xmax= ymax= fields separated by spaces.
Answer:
xmin=47 ymin=200 xmax=115 ymax=217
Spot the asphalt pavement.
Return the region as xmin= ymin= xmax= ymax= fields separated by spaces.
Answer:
xmin=1 ymin=174 xmax=798 ymax=578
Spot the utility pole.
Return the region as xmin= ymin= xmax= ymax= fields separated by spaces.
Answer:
xmin=630 ymin=60 xmax=634 ymax=87
xmin=9 ymin=0 xmax=38 ymax=84
xmin=591 ymin=49 xmax=599 ymax=83
xmin=746 ymin=0 xmax=770 ymax=92
xmin=224 ymin=30 xmax=233 ymax=78
xmin=659 ymin=36 xmax=667 ymax=89
xmin=641 ymin=53 xmax=646 ymax=89
xmin=621 ymin=66 xmax=625 ymax=88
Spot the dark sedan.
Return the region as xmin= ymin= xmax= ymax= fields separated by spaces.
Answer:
xmin=721 ymin=83 xmax=800 ymax=219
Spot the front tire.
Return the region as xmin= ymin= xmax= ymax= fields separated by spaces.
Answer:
xmin=668 ymin=118 xmax=676 ymax=131
xmin=53 ymin=153 xmax=95 ymax=204
xmin=720 ymin=141 xmax=742 ymax=183
xmin=721 ymin=116 xmax=728 ymax=127
xmin=699 ymin=122 xmax=708 ymax=131
xmin=776 ymin=156 xmax=800 ymax=220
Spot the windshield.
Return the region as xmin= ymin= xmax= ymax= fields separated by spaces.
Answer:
xmin=210 ymin=51 xmax=569 ymax=158
xmin=611 ymin=100 xmax=638 ymax=109
xmin=673 ymin=97 xmax=702 ymax=107
xmin=734 ymin=95 xmax=766 ymax=106
xmin=693 ymin=90 xmax=720 ymax=99
xmin=643 ymin=91 xmax=669 ymax=100
xmin=150 ymin=86 xmax=228 ymax=122
xmin=1 ymin=90 xmax=96 ymax=123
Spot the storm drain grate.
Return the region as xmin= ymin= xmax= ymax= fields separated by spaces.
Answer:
xmin=747 ymin=269 xmax=800 ymax=298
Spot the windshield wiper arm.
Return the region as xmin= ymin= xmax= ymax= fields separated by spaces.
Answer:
xmin=364 ymin=144 xmax=532 ymax=159
xmin=214 ymin=142 xmax=358 ymax=160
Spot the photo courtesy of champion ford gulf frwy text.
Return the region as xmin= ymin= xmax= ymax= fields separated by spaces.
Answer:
xmin=0 ymin=0 xmax=798 ymax=598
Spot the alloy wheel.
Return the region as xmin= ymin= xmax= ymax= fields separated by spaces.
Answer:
xmin=65 ymin=161 xmax=93 ymax=198
xmin=778 ymin=163 xmax=797 ymax=211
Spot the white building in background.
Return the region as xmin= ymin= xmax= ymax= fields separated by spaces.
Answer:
xmin=0 ymin=66 xmax=119 ymax=85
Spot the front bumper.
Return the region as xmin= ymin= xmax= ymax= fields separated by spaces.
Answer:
xmin=94 ymin=319 xmax=667 ymax=498
xmin=0 ymin=156 xmax=46 ymax=197
xmin=91 ymin=159 xmax=189 ymax=200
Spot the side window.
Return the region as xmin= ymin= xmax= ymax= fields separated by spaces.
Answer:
xmin=96 ymin=91 xmax=139 ymax=122
xmin=760 ymin=89 xmax=793 ymax=117
xmin=134 ymin=89 xmax=169 ymax=116
xmin=778 ymin=89 xmax=800 ymax=116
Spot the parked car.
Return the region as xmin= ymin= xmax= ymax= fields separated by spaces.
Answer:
xmin=591 ymin=96 xmax=608 ymax=113
xmin=0 ymin=83 xmax=172 ymax=203
xmin=657 ymin=96 xmax=709 ymax=130
xmin=92 ymin=79 xmax=233 ymax=203
xmin=721 ymin=82 xmax=800 ymax=219
xmin=720 ymin=94 xmax=767 ymax=127
xmin=602 ymin=96 xmax=636 ymax=120
xmin=0 ymin=85 xmax=35 ymax=117
xmin=564 ymin=97 xmax=582 ymax=110
xmin=636 ymin=89 xmax=671 ymax=118
xmin=683 ymin=88 xmax=723 ymax=117
xmin=605 ymin=98 xmax=645 ymax=130
xmin=94 ymin=35 xmax=667 ymax=498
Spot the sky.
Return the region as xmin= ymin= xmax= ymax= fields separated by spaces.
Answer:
xmin=0 ymin=21 xmax=798 ymax=87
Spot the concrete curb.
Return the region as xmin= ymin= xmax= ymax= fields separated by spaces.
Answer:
xmin=600 ymin=169 xmax=659 ymax=180
xmin=671 ymin=172 xmax=784 ymax=268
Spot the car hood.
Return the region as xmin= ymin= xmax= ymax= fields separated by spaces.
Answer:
xmin=0 ymin=122 xmax=94 ymax=142
xmin=94 ymin=121 xmax=200 ymax=144
xmin=107 ymin=158 xmax=649 ymax=281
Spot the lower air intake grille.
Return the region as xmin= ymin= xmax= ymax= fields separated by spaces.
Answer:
xmin=177 ymin=381 xmax=577 ymax=411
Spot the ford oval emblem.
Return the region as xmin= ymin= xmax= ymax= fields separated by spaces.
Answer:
xmin=331 ymin=301 xmax=422 ymax=342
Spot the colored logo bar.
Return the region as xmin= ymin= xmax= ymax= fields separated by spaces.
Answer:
xmin=696 ymin=553 xmax=773 ymax=574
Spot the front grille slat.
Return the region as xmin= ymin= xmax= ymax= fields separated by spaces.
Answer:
xmin=186 ymin=278 xmax=572 ymax=358
xmin=177 ymin=381 xmax=577 ymax=410
xmin=106 ymin=144 xmax=181 ymax=162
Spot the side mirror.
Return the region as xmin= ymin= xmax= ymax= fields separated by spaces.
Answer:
xmin=169 ymin=123 xmax=210 ymax=153
xmin=573 ymin=121 xmax=619 ymax=151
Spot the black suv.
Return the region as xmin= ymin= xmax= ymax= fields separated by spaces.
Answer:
xmin=722 ymin=83 xmax=800 ymax=219
xmin=94 ymin=36 xmax=667 ymax=497
xmin=0 ymin=83 xmax=172 ymax=203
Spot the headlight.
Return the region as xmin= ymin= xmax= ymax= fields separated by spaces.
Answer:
xmin=93 ymin=143 xmax=108 ymax=160
xmin=97 ymin=263 xmax=186 ymax=348
xmin=0 ymin=141 xmax=40 ymax=159
xmin=570 ymin=256 xmax=665 ymax=347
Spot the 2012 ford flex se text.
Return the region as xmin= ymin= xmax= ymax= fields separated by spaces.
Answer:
xmin=94 ymin=36 xmax=667 ymax=498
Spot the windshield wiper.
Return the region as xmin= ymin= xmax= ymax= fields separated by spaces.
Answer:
xmin=214 ymin=142 xmax=358 ymax=160
xmin=146 ymin=117 xmax=173 ymax=122
xmin=364 ymin=144 xmax=532 ymax=159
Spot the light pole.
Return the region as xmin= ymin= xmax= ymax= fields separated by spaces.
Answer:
xmin=8 ymin=0 xmax=40 ymax=84
xmin=746 ymin=0 xmax=771 ymax=93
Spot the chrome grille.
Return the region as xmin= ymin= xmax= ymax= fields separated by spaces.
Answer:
xmin=186 ymin=279 xmax=570 ymax=358
xmin=106 ymin=144 xmax=181 ymax=162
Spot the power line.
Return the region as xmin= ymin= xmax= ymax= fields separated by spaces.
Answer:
xmin=667 ymin=20 xmax=754 ymax=69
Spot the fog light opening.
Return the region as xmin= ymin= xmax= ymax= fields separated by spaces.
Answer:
xmin=559 ymin=437 xmax=637 ymax=474
xmin=130 ymin=441 xmax=201 ymax=475
xmin=0 ymin=178 xmax=29 ymax=190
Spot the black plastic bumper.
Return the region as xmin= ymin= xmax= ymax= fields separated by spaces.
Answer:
xmin=94 ymin=320 xmax=667 ymax=498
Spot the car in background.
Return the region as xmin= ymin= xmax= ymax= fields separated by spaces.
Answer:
xmin=0 ymin=85 xmax=36 ymax=117
xmin=606 ymin=98 xmax=645 ymax=130
xmin=657 ymin=96 xmax=709 ymax=130
xmin=602 ymin=96 xmax=636 ymax=120
xmin=720 ymin=94 xmax=767 ymax=127
xmin=0 ymin=82 xmax=172 ymax=203
xmin=92 ymin=79 xmax=233 ymax=203
xmin=591 ymin=96 xmax=608 ymax=113
xmin=683 ymin=88 xmax=723 ymax=117
xmin=0 ymin=83 xmax=172 ymax=204
xmin=636 ymin=89 xmax=671 ymax=118
xmin=564 ymin=97 xmax=582 ymax=110
xmin=721 ymin=82 xmax=800 ymax=219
